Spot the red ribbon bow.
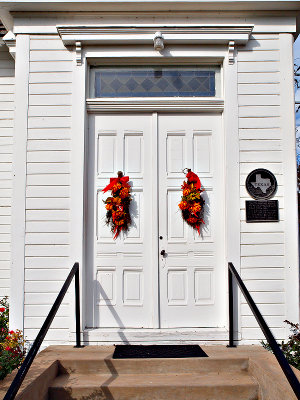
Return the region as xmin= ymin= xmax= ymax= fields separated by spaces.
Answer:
xmin=186 ymin=170 xmax=201 ymax=190
xmin=102 ymin=176 xmax=129 ymax=193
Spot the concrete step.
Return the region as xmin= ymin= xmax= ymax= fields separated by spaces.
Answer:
xmin=57 ymin=356 xmax=249 ymax=375
xmin=48 ymin=371 xmax=259 ymax=400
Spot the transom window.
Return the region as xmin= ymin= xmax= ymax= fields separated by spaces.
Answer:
xmin=90 ymin=66 xmax=220 ymax=98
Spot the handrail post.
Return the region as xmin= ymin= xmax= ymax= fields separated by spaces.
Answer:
xmin=74 ymin=262 xmax=84 ymax=348
xmin=227 ymin=264 xmax=236 ymax=348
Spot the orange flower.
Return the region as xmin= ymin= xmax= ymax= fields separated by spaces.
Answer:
xmin=105 ymin=203 xmax=113 ymax=210
xmin=113 ymin=197 xmax=121 ymax=205
xmin=187 ymin=217 xmax=198 ymax=224
xmin=112 ymin=182 xmax=122 ymax=192
xmin=191 ymin=203 xmax=201 ymax=214
xmin=120 ymin=187 xmax=129 ymax=199
xmin=179 ymin=201 xmax=189 ymax=210
xmin=183 ymin=188 xmax=190 ymax=197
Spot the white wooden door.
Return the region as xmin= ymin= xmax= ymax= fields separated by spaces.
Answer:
xmin=158 ymin=114 xmax=225 ymax=328
xmin=88 ymin=114 xmax=156 ymax=328
xmin=87 ymin=113 xmax=225 ymax=330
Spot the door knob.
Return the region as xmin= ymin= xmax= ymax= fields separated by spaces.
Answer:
xmin=160 ymin=249 xmax=166 ymax=256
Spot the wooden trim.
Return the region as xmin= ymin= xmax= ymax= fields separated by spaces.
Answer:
xmin=69 ymin=48 xmax=88 ymax=333
xmin=223 ymin=42 xmax=241 ymax=337
xmin=57 ymin=24 xmax=253 ymax=46
xmin=279 ymin=33 xmax=300 ymax=327
xmin=86 ymin=98 xmax=224 ymax=113
xmin=10 ymin=35 xmax=29 ymax=332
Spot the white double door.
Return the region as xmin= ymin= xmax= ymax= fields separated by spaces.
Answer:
xmin=87 ymin=113 xmax=225 ymax=329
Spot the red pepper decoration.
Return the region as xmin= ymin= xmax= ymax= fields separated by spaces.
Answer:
xmin=178 ymin=169 xmax=205 ymax=235
xmin=103 ymin=171 xmax=132 ymax=239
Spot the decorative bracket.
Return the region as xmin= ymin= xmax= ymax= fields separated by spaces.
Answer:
xmin=3 ymin=31 xmax=16 ymax=60
xmin=75 ymin=41 xmax=82 ymax=66
xmin=228 ymin=41 xmax=235 ymax=65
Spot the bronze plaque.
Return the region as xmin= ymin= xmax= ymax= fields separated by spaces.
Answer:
xmin=246 ymin=200 xmax=279 ymax=223
xmin=245 ymin=169 xmax=277 ymax=200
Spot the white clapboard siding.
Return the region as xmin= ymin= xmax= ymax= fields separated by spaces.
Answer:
xmin=241 ymin=267 xmax=284 ymax=280
xmin=24 ymin=35 xmax=73 ymax=344
xmin=242 ymin=315 xmax=285 ymax=328
xmin=238 ymin=61 xmax=280 ymax=73
xmin=241 ymin=291 xmax=285 ymax=304
xmin=238 ymin=72 xmax=280 ymax=84
xmin=28 ymin=106 xmax=71 ymax=117
xmin=240 ymin=162 xmax=283 ymax=175
xmin=240 ymin=150 xmax=283 ymax=163
xmin=24 ymin=328 xmax=70 ymax=343
xmin=29 ymin=94 xmax=72 ymax=106
xmin=26 ymin=186 xmax=69 ymax=198
xmin=28 ymin=128 xmax=71 ymax=140
xmin=239 ymin=139 xmax=281 ymax=151
xmin=25 ymin=233 xmax=70 ymax=244
xmin=239 ymin=128 xmax=281 ymax=140
xmin=26 ymin=210 xmax=70 ymax=221
xmin=27 ymin=163 xmax=70 ymax=174
xmin=24 ymin=316 xmax=70 ymax=329
xmin=238 ymin=106 xmax=280 ymax=117
xmin=30 ymin=61 xmax=73 ymax=73
xmin=26 ymin=197 xmax=70 ymax=210
xmin=0 ymin=44 xmax=14 ymax=298
xmin=29 ymin=72 xmax=73 ymax=84
xmin=237 ymin=34 xmax=287 ymax=342
xmin=241 ymin=303 xmax=285 ymax=316
xmin=25 ymin=256 xmax=70 ymax=268
xmin=25 ymin=304 xmax=70 ymax=317
xmin=238 ymin=94 xmax=280 ymax=106
xmin=27 ymin=139 xmax=71 ymax=150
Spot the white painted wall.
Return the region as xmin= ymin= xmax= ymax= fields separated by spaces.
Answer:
xmin=24 ymin=35 xmax=72 ymax=343
xmin=237 ymin=33 xmax=299 ymax=342
xmin=0 ymin=42 xmax=14 ymax=299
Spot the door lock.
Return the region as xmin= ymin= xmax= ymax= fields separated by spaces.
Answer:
xmin=160 ymin=249 xmax=166 ymax=256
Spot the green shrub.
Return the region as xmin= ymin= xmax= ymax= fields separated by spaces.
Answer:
xmin=0 ymin=297 xmax=26 ymax=380
xmin=262 ymin=320 xmax=300 ymax=370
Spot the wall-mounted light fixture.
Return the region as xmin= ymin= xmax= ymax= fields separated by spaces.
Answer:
xmin=153 ymin=31 xmax=164 ymax=51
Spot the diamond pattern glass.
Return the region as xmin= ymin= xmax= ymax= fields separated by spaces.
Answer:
xmin=93 ymin=67 xmax=216 ymax=97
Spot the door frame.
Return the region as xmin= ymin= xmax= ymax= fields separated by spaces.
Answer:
xmin=69 ymin=45 xmax=241 ymax=341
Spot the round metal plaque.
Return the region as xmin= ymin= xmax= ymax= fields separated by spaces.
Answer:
xmin=245 ymin=169 xmax=277 ymax=200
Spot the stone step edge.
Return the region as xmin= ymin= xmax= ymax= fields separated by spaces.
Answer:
xmin=50 ymin=371 xmax=257 ymax=388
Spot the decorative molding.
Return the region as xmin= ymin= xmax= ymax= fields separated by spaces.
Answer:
xmin=3 ymin=31 xmax=16 ymax=59
xmin=153 ymin=31 xmax=164 ymax=51
xmin=57 ymin=24 xmax=253 ymax=47
xmin=75 ymin=41 xmax=82 ymax=65
xmin=228 ymin=41 xmax=235 ymax=64
xmin=86 ymin=98 xmax=224 ymax=113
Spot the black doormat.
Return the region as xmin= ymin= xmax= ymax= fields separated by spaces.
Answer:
xmin=113 ymin=345 xmax=208 ymax=359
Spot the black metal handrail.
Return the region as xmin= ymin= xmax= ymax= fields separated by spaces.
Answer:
xmin=228 ymin=262 xmax=300 ymax=399
xmin=4 ymin=262 xmax=83 ymax=400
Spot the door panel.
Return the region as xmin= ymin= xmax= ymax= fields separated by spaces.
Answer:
xmin=91 ymin=114 xmax=155 ymax=328
xmin=158 ymin=114 xmax=225 ymax=328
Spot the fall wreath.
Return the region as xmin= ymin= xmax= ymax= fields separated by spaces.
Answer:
xmin=103 ymin=171 xmax=132 ymax=239
xmin=178 ymin=169 xmax=205 ymax=235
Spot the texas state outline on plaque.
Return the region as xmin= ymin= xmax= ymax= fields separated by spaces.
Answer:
xmin=250 ymin=174 xmax=271 ymax=194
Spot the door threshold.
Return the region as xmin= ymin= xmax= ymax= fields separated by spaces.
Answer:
xmin=71 ymin=327 xmax=236 ymax=345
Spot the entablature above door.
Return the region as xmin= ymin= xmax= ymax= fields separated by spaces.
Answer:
xmin=57 ymin=24 xmax=253 ymax=65
xmin=57 ymin=24 xmax=253 ymax=46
